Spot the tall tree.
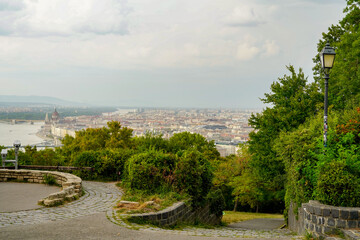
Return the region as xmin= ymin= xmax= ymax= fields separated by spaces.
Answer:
xmin=248 ymin=65 xmax=322 ymax=210
xmin=313 ymin=0 xmax=360 ymax=110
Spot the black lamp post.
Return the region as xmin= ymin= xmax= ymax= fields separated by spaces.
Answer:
xmin=319 ymin=42 xmax=336 ymax=147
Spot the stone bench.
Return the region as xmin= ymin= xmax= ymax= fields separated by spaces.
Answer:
xmin=0 ymin=169 xmax=82 ymax=207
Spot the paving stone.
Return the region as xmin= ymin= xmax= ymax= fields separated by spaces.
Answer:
xmin=1 ymin=181 xmax=302 ymax=239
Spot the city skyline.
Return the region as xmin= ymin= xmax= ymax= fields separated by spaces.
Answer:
xmin=0 ymin=0 xmax=345 ymax=108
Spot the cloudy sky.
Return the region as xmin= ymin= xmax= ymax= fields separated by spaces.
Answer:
xmin=0 ymin=0 xmax=345 ymax=108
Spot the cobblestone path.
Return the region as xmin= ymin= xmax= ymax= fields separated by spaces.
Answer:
xmin=1 ymin=181 xmax=301 ymax=239
xmin=107 ymin=209 xmax=302 ymax=239
xmin=0 ymin=181 xmax=122 ymax=228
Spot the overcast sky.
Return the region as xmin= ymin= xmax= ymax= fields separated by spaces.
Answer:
xmin=0 ymin=0 xmax=345 ymax=108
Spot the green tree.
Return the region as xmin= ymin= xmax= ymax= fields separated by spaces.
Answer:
xmin=248 ymin=65 xmax=322 ymax=210
xmin=313 ymin=0 xmax=360 ymax=110
xmin=169 ymin=132 xmax=220 ymax=160
xmin=60 ymin=121 xmax=133 ymax=162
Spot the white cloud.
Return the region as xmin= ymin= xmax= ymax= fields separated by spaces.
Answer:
xmin=263 ymin=40 xmax=280 ymax=57
xmin=236 ymin=42 xmax=260 ymax=61
xmin=0 ymin=0 xmax=25 ymax=11
xmin=0 ymin=0 xmax=131 ymax=36
xmin=225 ymin=5 xmax=265 ymax=27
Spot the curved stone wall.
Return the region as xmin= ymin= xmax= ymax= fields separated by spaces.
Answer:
xmin=127 ymin=202 xmax=221 ymax=227
xmin=0 ymin=169 xmax=82 ymax=207
xmin=289 ymin=200 xmax=360 ymax=239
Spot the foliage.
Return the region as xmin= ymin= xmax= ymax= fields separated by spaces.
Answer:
xmin=134 ymin=131 xmax=169 ymax=152
xmin=124 ymin=150 xmax=176 ymax=192
xmin=173 ymin=150 xmax=213 ymax=207
xmin=312 ymin=108 xmax=360 ymax=207
xmin=247 ymin=65 xmax=322 ymax=212
xmin=207 ymin=189 xmax=226 ymax=217
xmin=43 ymin=174 xmax=57 ymax=186
xmin=221 ymin=211 xmax=283 ymax=225
xmin=278 ymin=107 xmax=360 ymax=218
xmin=315 ymin=160 xmax=360 ymax=207
xmin=60 ymin=121 xmax=133 ymax=162
xmin=313 ymin=0 xmax=360 ymax=110
xmin=169 ymin=132 xmax=220 ymax=160
xmin=72 ymin=148 xmax=134 ymax=180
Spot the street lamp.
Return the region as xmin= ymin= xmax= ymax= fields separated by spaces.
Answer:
xmin=319 ymin=42 xmax=336 ymax=147
xmin=13 ymin=140 xmax=21 ymax=169
xmin=1 ymin=149 xmax=8 ymax=167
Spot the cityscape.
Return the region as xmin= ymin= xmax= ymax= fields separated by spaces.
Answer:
xmin=0 ymin=0 xmax=355 ymax=239
xmin=41 ymin=107 xmax=260 ymax=156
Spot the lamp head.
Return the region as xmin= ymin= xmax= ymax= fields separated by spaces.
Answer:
xmin=319 ymin=42 xmax=336 ymax=70
xmin=1 ymin=149 xmax=8 ymax=158
xmin=13 ymin=140 xmax=21 ymax=149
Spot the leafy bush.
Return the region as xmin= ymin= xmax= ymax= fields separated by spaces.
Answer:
xmin=124 ymin=150 xmax=176 ymax=192
xmin=72 ymin=148 xmax=134 ymax=180
xmin=207 ymin=189 xmax=226 ymax=217
xmin=43 ymin=174 xmax=57 ymax=186
xmin=173 ymin=150 xmax=213 ymax=207
xmin=315 ymin=160 xmax=360 ymax=207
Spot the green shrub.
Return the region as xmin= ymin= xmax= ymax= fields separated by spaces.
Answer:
xmin=207 ymin=189 xmax=226 ymax=217
xmin=72 ymin=148 xmax=134 ymax=180
xmin=173 ymin=150 xmax=213 ymax=207
xmin=124 ymin=150 xmax=176 ymax=192
xmin=43 ymin=174 xmax=57 ymax=186
xmin=315 ymin=160 xmax=360 ymax=207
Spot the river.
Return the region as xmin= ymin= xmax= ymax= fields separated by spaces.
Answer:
xmin=0 ymin=122 xmax=45 ymax=147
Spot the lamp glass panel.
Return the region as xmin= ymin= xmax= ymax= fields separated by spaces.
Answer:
xmin=320 ymin=54 xmax=324 ymax=68
xmin=324 ymin=54 xmax=335 ymax=68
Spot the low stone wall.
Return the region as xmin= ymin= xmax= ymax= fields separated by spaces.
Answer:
xmin=0 ymin=169 xmax=82 ymax=207
xmin=289 ymin=200 xmax=360 ymax=238
xmin=128 ymin=202 xmax=221 ymax=227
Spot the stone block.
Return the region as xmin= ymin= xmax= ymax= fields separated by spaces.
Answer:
xmin=340 ymin=210 xmax=349 ymax=220
xmin=318 ymin=217 xmax=324 ymax=225
xmin=328 ymin=218 xmax=335 ymax=227
xmin=323 ymin=208 xmax=331 ymax=217
xmin=161 ymin=211 xmax=169 ymax=219
xmin=307 ymin=205 xmax=314 ymax=214
xmin=310 ymin=223 xmax=314 ymax=231
xmin=315 ymin=225 xmax=322 ymax=233
xmin=336 ymin=219 xmax=346 ymax=228
xmin=323 ymin=226 xmax=333 ymax=234
xmin=312 ymin=215 xmax=317 ymax=224
xmin=160 ymin=219 xmax=167 ymax=226
xmin=349 ymin=210 xmax=358 ymax=220
xmin=314 ymin=207 xmax=322 ymax=216
xmin=43 ymin=199 xmax=63 ymax=207
xmin=331 ymin=209 xmax=339 ymax=218
xmin=348 ymin=220 xmax=357 ymax=228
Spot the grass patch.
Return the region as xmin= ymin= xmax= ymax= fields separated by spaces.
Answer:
xmin=43 ymin=174 xmax=60 ymax=186
xmin=116 ymin=182 xmax=186 ymax=214
xmin=222 ymin=211 xmax=284 ymax=225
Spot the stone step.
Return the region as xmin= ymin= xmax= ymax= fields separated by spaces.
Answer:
xmin=343 ymin=229 xmax=360 ymax=240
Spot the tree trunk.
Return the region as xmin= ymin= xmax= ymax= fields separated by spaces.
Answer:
xmin=256 ymin=203 xmax=259 ymax=213
xmin=233 ymin=198 xmax=238 ymax=212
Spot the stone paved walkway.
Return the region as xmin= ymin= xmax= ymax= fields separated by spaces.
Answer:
xmin=108 ymin=209 xmax=302 ymax=239
xmin=0 ymin=181 xmax=122 ymax=228
xmin=0 ymin=181 xmax=302 ymax=239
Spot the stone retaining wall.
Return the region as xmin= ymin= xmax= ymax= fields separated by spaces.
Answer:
xmin=0 ymin=169 xmax=82 ymax=207
xmin=289 ymin=200 xmax=360 ymax=238
xmin=128 ymin=202 xmax=221 ymax=227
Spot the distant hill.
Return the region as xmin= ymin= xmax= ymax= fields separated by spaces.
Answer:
xmin=0 ymin=95 xmax=87 ymax=107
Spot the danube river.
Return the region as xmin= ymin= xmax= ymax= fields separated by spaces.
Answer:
xmin=0 ymin=122 xmax=45 ymax=146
